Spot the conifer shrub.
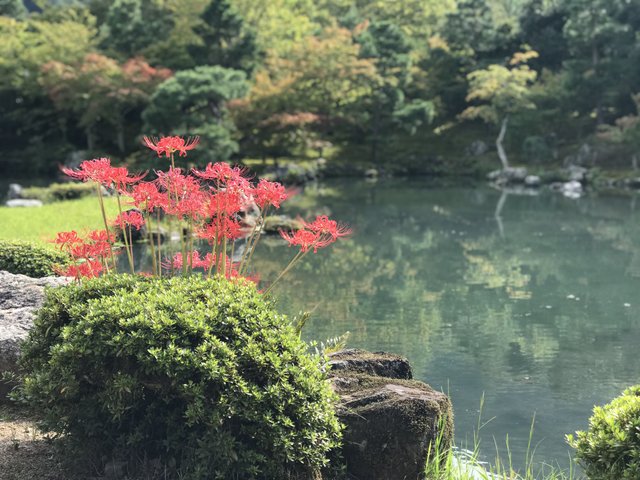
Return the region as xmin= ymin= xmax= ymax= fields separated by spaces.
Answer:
xmin=0 ymin=240 xmax=69 ymax=277
xmin=17 ymin=274 xmax=342 ymax=479
xmin=568 ymin=385 xmax=640 ymax=479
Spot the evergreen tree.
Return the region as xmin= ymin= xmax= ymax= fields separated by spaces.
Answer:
xmin=356 ymin=21 xmax=434 ymax=162
xmin=0 ymin=0 xmax=28 ymax=18
xmin=563 ymin=0 xmax=639 ymax=124
xmin=142 ymin=66 xmax=248 ymax=163
xmin=188 ymin=0 xmax=259 ymax=73
xmin=101 ymin=0 xmax=173 ymax=58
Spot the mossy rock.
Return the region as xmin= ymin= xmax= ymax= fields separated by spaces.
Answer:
xmin=263 ymin=215 xmax=304 ymax=233
xmin=332 ymin=373 xmax=453 ymax=480
xmin=328 ymin=349 xmax=413 ymax=380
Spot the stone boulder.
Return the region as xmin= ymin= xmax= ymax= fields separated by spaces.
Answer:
xmin=328 ymin=349 xmax=413 ymax=380
xmin=0 ymin=271 xmax=68 ymax=398
xmin=487 ymin=167 xmax=528 ymax=185
xmin=329 ymin=350 xmax=453 ymax=480
xmin=7 ymin=183 xmax=23 ymax=200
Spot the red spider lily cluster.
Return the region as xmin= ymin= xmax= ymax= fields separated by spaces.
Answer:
xmin=53 ymin=229 xmax=116 ymax=278
xmin=54 ymin=135 xmax=351 ymax=290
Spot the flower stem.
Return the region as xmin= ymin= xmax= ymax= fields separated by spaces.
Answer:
xmin=116 ymin=192 xmax=135 ymax=274
xmin=263 ymin=249 xmax=308 ymax=295
xmin=96 ymin=184 xmax=116 ymax=271
xmin=146 ymin=212 xmax=158 ymax=276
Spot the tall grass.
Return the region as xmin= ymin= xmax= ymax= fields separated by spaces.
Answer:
xmin=425 ymin=395 xmax=582 ymax=480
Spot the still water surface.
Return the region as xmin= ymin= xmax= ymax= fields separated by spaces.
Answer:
xmin=248 ymin=179 xmax=640 ymax=471
xmin=10 ymin=176 xmax=640 ymax=471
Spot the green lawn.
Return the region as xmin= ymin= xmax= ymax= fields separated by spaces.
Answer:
xmin=0 ymin=197 xmax=120 ymax=244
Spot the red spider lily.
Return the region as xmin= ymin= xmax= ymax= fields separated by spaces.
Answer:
xmin=143 ymin=135 xmax=200 ymax=157
xmin=304 ymin=215 xmax=352 ymax=240
xmin=130 ymin=182 xmax=166 ymax=211
xmin=279 ymin=229 xmax=331 ymax=253
xmin=254 ymin=179 xmax=288 ymax=209
xmin=61 ymin=158 xmax=113 ymax=184
xmin=55 ymin=260 xmax=103 ymax=280
xmin=87 ymin=240 xmax=114 ymax=259
xmin=206 ymin=189 xmax=246 ymax=217
xmin=113 ymin=211 xmax=146 ymax=230
xmin=197 ymin=217 xmax=244 ymax=243
xmin=192 ymin=162 xmax=249 ymax=185
xmin=107 ymin=167 xmax=147 ymax=191
xmin=88 ymin=229 xmax=115 ymax=244
xmin=53 ymin=230 xmax=82 ymax=250
xmin=163 ymin=251 xmax=213 ymax=271
xmin=68 ymin=242 xmax=94 ymax=259
xmin=155 ymin=167 xmax=201 ymax=196
xmin=169 ymin=191 xmax=208 ymax=220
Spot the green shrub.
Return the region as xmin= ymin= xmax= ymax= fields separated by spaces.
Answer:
xmin=0 ymin=240 xmax=69 ymax=277
xmin=22 ymin=182 xmax=96 ymax=203
xmin=568 ymin=385 xmax=640 ymax=479
xmin=17 ymin=274 xmax=342 ymax=479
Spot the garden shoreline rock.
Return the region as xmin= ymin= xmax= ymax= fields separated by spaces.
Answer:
xmin=329 ymin=349 xmax=453 ymax=480
xmin=0 ymin=271 xmax=69 ymax=398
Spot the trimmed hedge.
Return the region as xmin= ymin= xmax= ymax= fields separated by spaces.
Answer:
xmin=17 ymin=274 xmax=342 ymax=479
xmin=0 ymin=240 xmax=69 ymax=277
xmin=22 ymin=182 xmax=95 ymax=203
xmin=568 ymin=385 xmax=640 ymax=479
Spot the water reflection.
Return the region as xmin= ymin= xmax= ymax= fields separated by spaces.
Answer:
xmin=132 ymin=179 xmax=640 ymax=471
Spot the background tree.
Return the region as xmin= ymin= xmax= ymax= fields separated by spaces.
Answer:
xmin=100 ymin=0 xmax=173 ymax=58
xmin=143 ymin=66 xmax=248 ymax=163
xmin=461 ymin=50 xmax=538 ymax=169
xmin=356 ymin=20 xmax=435 ymax=162
xmin=232 ymin=26 xmax=380 ymax=159
xmin=0 ymin=16 xmax=95 ymax=173
xmin=188 ymin=0 xmax=259 ymax=73
xmin=0 ymin=0 xmax=28 ymax=19
xmin=562 ymin=0 xmax=638 ymax=125
xmin=40 ymin=54 xmax=171 ymax=152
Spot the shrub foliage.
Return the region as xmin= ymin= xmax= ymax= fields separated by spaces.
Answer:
xmin=568 ymin=385 xmax=640 ymax=480
xmin=22 ymin=182 xmax=96 ymax=203
xmin=17 ymin=274 xmax=342 ymax=479
xmin=0 ymin=240 xmax=69 ymax=277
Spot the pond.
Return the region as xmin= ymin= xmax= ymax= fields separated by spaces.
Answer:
xmin=248 ymin=179 xmax=640 ymax=472
xmin=8 ymin=176 xmax=640 ymax=471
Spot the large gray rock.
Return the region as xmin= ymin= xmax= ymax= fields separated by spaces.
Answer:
xmin=328 ymin=349 xmax=413 ymax=380
xmin=488 ymin=167 xmax=528 ymax=185
xmin=0 ymin=271 xmax=68 ymax=398
xmin=329 ymin=350 xmax=453 ymax=480
xmin=567 ymin=165 xmax=588 ymax=182
xmin=7 ymin=183 xmax=23 ymax=200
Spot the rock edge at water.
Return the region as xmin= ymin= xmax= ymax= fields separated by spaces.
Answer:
xmin=328 ymin=350 xmax=453 ymax=480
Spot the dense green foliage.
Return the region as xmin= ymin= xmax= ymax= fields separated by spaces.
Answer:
xmin=0 ymin=239 xmax=69 ymax=277
xmin=22 ymin=182 xmax=96 ymax=202
xmin=568 ymin=386 xmax=640 ymax=480
xmin=2 ymin=0 xmax=640 ymax=172
xmin=16 ymin=274 xmax=342 ymax=479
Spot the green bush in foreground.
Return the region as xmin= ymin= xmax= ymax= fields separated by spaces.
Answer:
xmin=0 ymin=240 xmax=69 ymax=277
xmin=17 ymin=274 xmax=342 ymax=479
xmin=568 ymin=385 xmax=640 ymax=480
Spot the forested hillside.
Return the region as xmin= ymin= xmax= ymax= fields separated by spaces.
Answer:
xmin=2 ymin=0 xmax=640 ymax=174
